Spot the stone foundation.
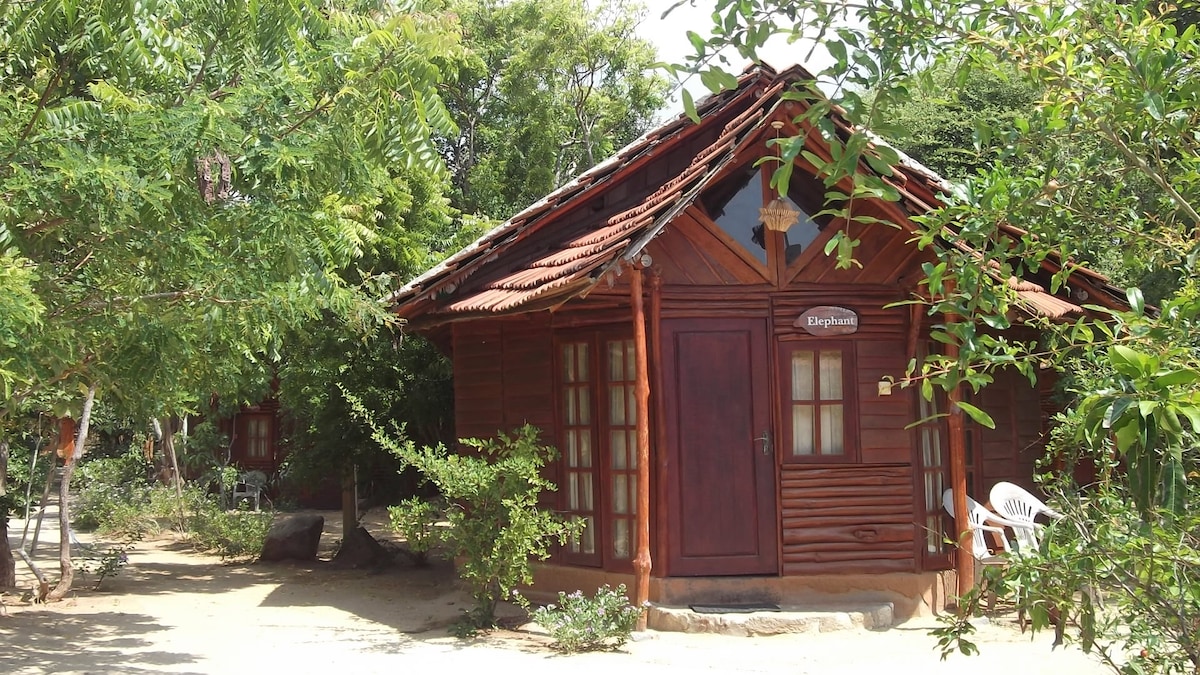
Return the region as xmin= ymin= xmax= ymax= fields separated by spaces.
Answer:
xmin=527 ymin=563 xmax=958 ymax=620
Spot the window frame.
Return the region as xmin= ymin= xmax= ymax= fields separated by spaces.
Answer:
xmin=552 ymin=328 xmax=640 ymax=572
xmin=916 ymin=388 xmax=954 ymax=570
xmin=553 ymin=337 xmax=602 ymax=567
xmin=777 ymin=341 xmax=858 ymax=464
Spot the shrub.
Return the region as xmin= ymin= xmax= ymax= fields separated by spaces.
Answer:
xmin=356 ymin=407 xmax=581 ymax=632
xmin=531 ymin=584 xmax=641 ymax=652
xmin=74 ymin=452 xmax=153 ymax=531
xmin=189 ymin=500 xmax=273 ymax=560
xmin=388 ymin=496 xmax=441 ymax=565
xmin=75 ymin=537 xmax=138 ymax=589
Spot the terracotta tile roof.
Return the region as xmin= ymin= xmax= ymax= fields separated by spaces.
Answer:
xmin=391 ymin=63 xmax=1128 ymax=324
xmin=388 ymin=67 xmax=783 ymax=318
xmin=1006 ymin=276 xmax=1083 ymax=319
xmin=438 ymin=86 xmax=790 ymax=316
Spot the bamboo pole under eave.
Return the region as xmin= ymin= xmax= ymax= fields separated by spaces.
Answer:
xmin=630 ymin=265 xmax=653 ymax=631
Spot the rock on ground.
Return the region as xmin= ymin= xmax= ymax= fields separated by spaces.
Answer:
xmin=260 ymin=514 xmax=324 ymax=561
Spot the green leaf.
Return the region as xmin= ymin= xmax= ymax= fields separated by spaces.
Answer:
xmin=1113 ymin=420 xmax=1139 ymax=454
xmin=682 ymin=88 xmax=700 ymax=123
xmin=955 ymin=400 xmax=995 ymax=429
xmin=1174 ymin=404 xmax=1200 ymax=432
xmin=1154 ymin=369 xmax=1200 ymax=388
xmin=1104 ymin=396 xmax=1135 ymax=430
xmin=1142 ymin=92 xmax=1165 ymax=121
xmin=1159 ymin=454 xmax=1186 ymax=515
xmin=1108 ymin=345 xmax=1147 ymax=380
xmin=1126 ymin=287 xmax=1145 ymax=316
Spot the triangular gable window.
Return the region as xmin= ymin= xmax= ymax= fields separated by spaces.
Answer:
xmin=704 ymin=166 xmax=768 ymax=266
xmin=781 ymin=193 xmax=822 ymax=265
xmin=701 ymin=165 xmax=828 ymax=272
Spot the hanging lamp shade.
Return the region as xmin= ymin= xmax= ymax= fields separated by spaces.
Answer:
xmin=760 ymin=197 xmax=799 ymax=232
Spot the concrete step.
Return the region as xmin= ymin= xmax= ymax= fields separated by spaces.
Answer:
xmin=647 ymin=601 xmax=894 ymax=636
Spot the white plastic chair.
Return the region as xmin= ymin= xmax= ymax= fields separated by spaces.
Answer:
xmin=941 ymin=488 xmax=1021 ymax=563
xmin=942 ymin=488 xmax=1027 ymax=617
xmin=232 ymin=470 xmax=268 ymax=511
xmin=989 ymin=481 xmax=1062 ymax=553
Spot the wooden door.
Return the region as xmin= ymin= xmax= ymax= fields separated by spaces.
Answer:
xmin=664 ymin=318 xmax=778 ymax=576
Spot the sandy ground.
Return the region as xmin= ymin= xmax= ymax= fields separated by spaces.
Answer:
xmin=1 ymin=508 xmax=1109 ymax=675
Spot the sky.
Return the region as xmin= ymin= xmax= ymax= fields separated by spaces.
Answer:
xmin=634 ymin=0 xmax=835 ymax=115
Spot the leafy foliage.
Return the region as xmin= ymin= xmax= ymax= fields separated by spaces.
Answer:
xmin=188 ymin=501 xmax=273 ymax=561
xmin=0 ymin=0 xmax=462 ymax=425
xmin=74 ymin=537 xmax=137 ymax=590
xmin=357 ymin=407 xmax=580 ymax=631
xmin=0 ymin=0 xmax=463 ymax=594
xmin=529 ymin=584 xmax=642 ymax=652
xmin=73 ymin=450 xmax=153 ymax=532
xmin=387 ymin=496 xmax=442 ymax=566
xmin=443 ymin=0 xmax=668 ymax=219
xmin=72 ymin=448 xmax=271 ymax=560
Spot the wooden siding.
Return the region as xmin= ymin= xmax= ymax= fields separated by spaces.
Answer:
xmin=451 ymin=316 xmax=555 ymax=443
xmin=855 ymin=341 xmax=915 ymax=465
xmin=452 ymin=320 xmax=505 ymax=442
xmin=976 ymin=367 xmax=1044 ymax=493
xmin=501 ymin=315 xmax=555 ymax=434
xmin=645 ymin=211 xmax=768 ymax=286
xmin=781 ymin=465 xmax=916 ymax=574
xmin=791 ymin=207 xmax=926 ymax=287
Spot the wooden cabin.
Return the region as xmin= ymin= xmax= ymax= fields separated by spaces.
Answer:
xmin=389 ymin=65 xmax=1126 ymax=618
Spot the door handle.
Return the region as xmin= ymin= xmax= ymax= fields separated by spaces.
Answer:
xmin=756 ymin=430 xmax=772 ymax=455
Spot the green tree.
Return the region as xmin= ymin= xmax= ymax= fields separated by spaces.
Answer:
xmin=874 ymin=65 xmax=1177 ymax=301
xmin=443 ymin=0 xmax=668 ymax=218
xmin=274 ymin=0 xmax=668 ymax=530
xmin=870 ymin=66 xmax=1039 ymax=184
xmin=0 ymin=0 xmax=460 ymax=597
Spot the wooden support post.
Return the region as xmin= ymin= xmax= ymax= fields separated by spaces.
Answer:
xmin=630 ymin=265 xmax=653 ymax=630
xmin=944 ymin=291 xmax=974 ymax=605
xmin=649 ymin=271 xmax=668 ymax=578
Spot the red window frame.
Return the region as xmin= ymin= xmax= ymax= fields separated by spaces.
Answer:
xmin=778 ymin=342 xmax=857 ymax=463
xmin=553 ymin=329 xmax=639 ymax=572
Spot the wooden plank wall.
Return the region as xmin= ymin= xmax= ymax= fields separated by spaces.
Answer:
xmin=451 ymin=315 xmax=555 ymax=443
xmin=977 ymin=367 xmax=1044 ymax=494
xmin=773 ymin=289 xmax=920 ymax=575
xmin=781 ymin=465 xmax=915 ymax=574
xmin=452 ymin=319 xmax=505 ymax=442
xmin=855 ymin=341 xmax=915 ymax=465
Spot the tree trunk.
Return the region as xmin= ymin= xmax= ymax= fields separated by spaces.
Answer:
xmin=0 ymin=440 xmax=16 ymax=589
xmin=159 ymin=416 xmax=186 ymax=531
xmin=341 ymin=465 xmax=357 ymax=537
xmin=48 ymin=384 xmax=97 ymax=602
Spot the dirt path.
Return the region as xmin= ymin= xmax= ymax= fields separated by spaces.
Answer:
xmin=2 ymin=509 xmax=1108 ymax=674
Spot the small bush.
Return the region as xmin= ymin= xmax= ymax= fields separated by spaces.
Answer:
xmin=531 ymin=584 xmax=641 ymax=652
xmin=75 ymin=537 xmax=139 ymax=589
xmin=74 ymin=453 xmax=153 ymax=532
xmin=388 ymin=497 xmax=441 ymax=565
xmin=354 ymin=406 xmax=581 ymax=631
xmin=189 ymin=501 xmax=272 ymax=560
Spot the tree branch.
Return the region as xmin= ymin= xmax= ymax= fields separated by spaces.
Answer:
xmin=6 ymin=61 xmax=67 ymax=163
xmin=176 ymin=38 xmax=220 ymax=106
